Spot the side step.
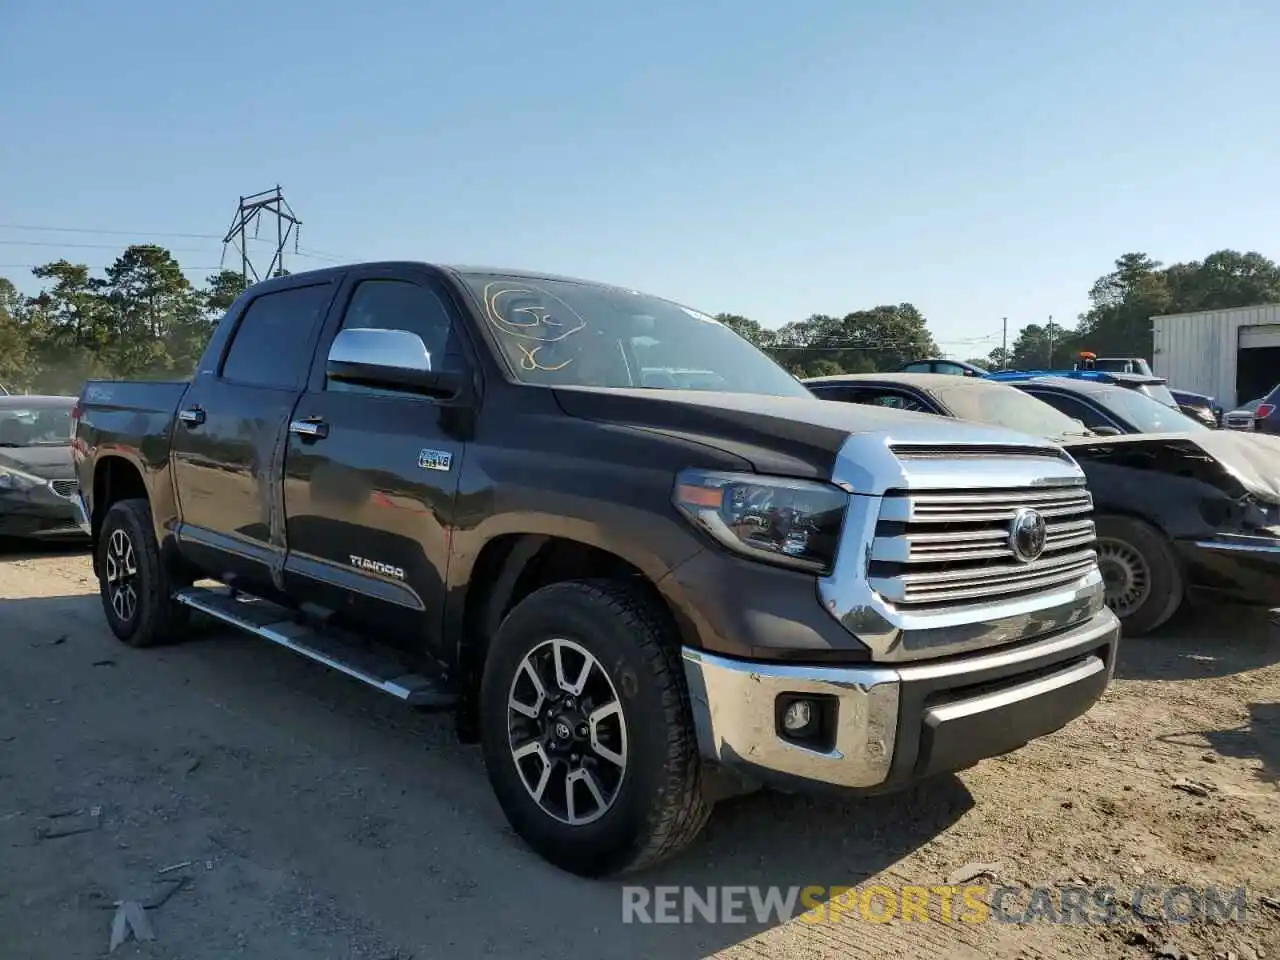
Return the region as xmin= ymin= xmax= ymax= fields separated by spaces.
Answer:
xmin=173 ymin=586 xmax=456 ymax=708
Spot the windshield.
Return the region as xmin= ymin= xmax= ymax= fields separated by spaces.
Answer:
xmin=1098 ymin=386 xmax=1208 ymax=433
xmin=0 ymin=402 xmax=72 ymax=447
xmin=459 ymin=273 xmax=811 ymax=398
xmin=930 ymin=382 xmax=1092 ymax=439
xmin=1138 ymin=382 xmax=1179 ymax=408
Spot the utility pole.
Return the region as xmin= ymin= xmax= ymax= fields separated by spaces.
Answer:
xmin=221 ymin=186 xmax=302 ymax=284
xmin=1046 ymin=313 xmax=1055 ymax=368
xmin=1001 ymin=317 xmax=1007 ymax=368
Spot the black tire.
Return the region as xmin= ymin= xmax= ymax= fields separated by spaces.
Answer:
xmin=1095 ymin=514 xmax=1185 ymax=637
xmin=97 ymin=498 xmax=189 ymax=648
xmin=479 ymin=579 xmax=711 ymax=877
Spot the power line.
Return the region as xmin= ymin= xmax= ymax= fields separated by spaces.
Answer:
xmin=0 ymin=222 xmax=358 ymax=264
xmin=0 ymin=263 xmax=226 ymax=271
xmin=0 ymin=222 xmax=224 ymax=240
xmin=0 ymin=238 xmax=216 ymax=253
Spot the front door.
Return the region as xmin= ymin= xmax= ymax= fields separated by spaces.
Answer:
xmin=281 ymin=268 xmax=475 ymax=656
xmin=169 ymin=280 xmax=336 ymax=590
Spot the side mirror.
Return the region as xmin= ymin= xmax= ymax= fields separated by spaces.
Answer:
xmin=326 ymin=328 xmax=462 ymax=398
xmin=1092 ymin=425 xmax=1122 ymax=436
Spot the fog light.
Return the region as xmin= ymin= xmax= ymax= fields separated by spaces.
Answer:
xmin=782 ymin=699 xmax=814 ymax=733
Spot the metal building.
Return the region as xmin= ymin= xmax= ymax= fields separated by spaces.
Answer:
xmin=1151 ymin=303 xmax=1280 ymax=409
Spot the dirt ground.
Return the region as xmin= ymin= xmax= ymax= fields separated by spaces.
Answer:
xmin=0 ymin=541 xmax=1276 ymax=960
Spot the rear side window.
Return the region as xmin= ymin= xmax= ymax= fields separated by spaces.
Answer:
xmin=220 ymin=284 xmax=332 ymax=389
xmin=855 ymin=389 xmax=931 ymax=413
xmin=1026 ymin=391 xmax=1112 ymax=430
xmin=807 ymin=385 xmax=857 ymax=402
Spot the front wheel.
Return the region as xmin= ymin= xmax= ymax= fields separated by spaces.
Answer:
xmin=479 ymin=580 xmax=711 ymax=877
xmin=1095 ymin=515 xmax=1185 ymax=637
xmin=96 ymin=498 xmax=189 ymax=648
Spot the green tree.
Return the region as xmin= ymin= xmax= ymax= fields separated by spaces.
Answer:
xmin=715 ymin=312 xmax=772 ymax=348
xmin=986 ymin=346 xmax=1013 ymax=370
xmin=204 ymin=269 xmax=249 ymax=315
xmin=102 ymin=244 xmax=204 ymax=378
xmin=1070 ymin=249 xmax=1280 ymax=361
xmin=1009 ymin=320 xmax=1076 ymax=370
xmin=0 ymin=278 xmax=34 ymax=391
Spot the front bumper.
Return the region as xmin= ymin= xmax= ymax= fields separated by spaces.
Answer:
xmin=1179 ymin=533 xmax=1280 ymax=605
xmin=682 ymin=606 xmax=1120 ymax=792
xmin=0 ymin=492 xmax=86 ymax=538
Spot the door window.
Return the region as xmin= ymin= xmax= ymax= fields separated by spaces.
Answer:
xmin=220 ymin=284 xmax=332 ymax=389
xmin=807 ymin=385 xmax=858 ymax=402
xmin=335 ymin=279 xmax=463 ymax=375
xmin=1025 ymin=390 xmax=1114 ymax=431
xmin=851 ymin=388 xmax=932 ymax=413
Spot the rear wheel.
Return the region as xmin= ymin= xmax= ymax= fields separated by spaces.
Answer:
xmin=479 ymin=579 xmax=711 ymax=877
xmin=1095 ymin=515 xmax=1184 ymax=637
xmin=97 ymin=498 xmax=189 ymax=648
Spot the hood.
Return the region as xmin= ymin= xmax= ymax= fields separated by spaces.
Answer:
xmin=1062 ymin=430 xmax=1280 ymax=502
xmin=552 ymin=386 xmax=1062 ymax=479
xmin=0 ymin=444 xmax=75 ymax=481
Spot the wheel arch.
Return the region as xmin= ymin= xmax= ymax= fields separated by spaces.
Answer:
xmin=451 ymin=531 xmax=694 ymax=742
xmin=89 ymin=454 xmax=150 ymax=575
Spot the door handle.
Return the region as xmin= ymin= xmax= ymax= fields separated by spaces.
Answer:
xmin=289 ymin=418 xmax=329 ymax=441
xmin=178 ymin=407 xmax=205 ymax=426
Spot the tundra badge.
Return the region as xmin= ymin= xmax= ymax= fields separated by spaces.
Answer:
xmin=349 ymin=555 xmax=406 ymax=580
xmin=418 ymin=448 xmax=452 ymax=472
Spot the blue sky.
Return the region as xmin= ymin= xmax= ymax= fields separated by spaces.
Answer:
xmin=2 ymin=0 xmax=1278 ymax=358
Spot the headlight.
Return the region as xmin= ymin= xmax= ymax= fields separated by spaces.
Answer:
xmin=0 ymin=465 xmax=47 ymax=492
xmin=673 ymin=469 xmax=848 ymax=573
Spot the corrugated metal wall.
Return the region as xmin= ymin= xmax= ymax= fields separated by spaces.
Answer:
xmin=1151 ymin=303 xmax=1280 ymax=408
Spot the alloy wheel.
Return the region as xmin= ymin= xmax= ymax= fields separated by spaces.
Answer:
xmin=506 ymin=638 xmax=629 ymax=826
xmin=104 ymin=528 xmax=140 ymax=623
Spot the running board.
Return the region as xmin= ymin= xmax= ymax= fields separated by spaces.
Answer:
xmin=173 ymin=586 xmax=456 ymax=708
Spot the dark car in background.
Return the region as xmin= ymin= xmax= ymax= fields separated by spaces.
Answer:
xmin=804 ymin=372 xmax=1280 ymax=637
xmin=1229 ymin=385 xmax=1280 ymax=435
xmin=999 ymin=376 xmax=1212 ymax=437
xmin=1168 ymin=388 xmax=1223 ymax=428
xmin=897 ymin=358 xmax=988 ymax=376
xmin=0 ymin=395 xmax=84 ymax=541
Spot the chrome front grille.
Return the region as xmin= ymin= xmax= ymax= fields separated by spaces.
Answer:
xmin=869 ymin=483 xmax=1096 ymax=608
xmin=50 ymin=479 xmax=77 ymax=499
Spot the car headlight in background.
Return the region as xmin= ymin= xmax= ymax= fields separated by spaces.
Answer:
xmin=673 ymin=469 xmax=848 ymax=573
xmin=0 ymin=465 xmax=48 ymax=492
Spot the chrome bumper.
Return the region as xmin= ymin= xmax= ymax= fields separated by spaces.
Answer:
xmin=682 ymin=607 xmax=1120 ymax=791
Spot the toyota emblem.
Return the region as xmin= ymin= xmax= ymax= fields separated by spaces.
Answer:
xmin=1009 ymin=508 xmax=1048 ymax=563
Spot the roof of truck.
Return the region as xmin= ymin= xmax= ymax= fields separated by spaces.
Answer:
xmin=252 ymin=261 xmax=655 ymax=291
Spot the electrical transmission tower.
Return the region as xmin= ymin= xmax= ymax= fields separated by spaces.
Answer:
xmin=221 ymin=186 xmax=302 ymax=283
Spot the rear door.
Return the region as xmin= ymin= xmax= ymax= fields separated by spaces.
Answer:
xmin=280 ymin=266 xmax=478 ymax=655
xmin=169 ymin=279 xmax=337 ymax=591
